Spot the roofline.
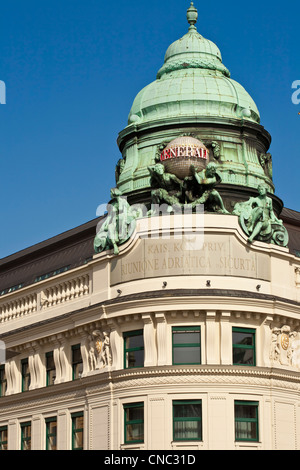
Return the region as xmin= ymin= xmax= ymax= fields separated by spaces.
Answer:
xmin=0 ymin=217 xmax=100 ymax=270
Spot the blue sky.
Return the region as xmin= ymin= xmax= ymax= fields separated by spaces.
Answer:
xmin=0 ymin=0 xmax=299 ymax=259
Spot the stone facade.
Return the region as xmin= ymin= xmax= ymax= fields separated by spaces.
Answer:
xmin=0 ymin=214 xmax=300 ymax=450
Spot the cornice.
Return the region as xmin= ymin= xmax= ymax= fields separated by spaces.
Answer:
xmin=1 ymin=365 xmax=299 ymax=415
xmin=1 ymin=288 xmax=299 ymax=343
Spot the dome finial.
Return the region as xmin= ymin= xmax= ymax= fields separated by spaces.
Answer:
xmin=187 ymin=2 xmax=198 ymax=31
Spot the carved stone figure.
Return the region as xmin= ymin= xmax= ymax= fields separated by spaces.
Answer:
xmin=210 ymin=141 xmax=221 ymax=160
xmin=233 ymin=184 xmax=289 ymax=246
xmin=183 ymin=162 xmax=229 ymax=213
xmin=270 ymin=325 xmax=300 ymax=369
xmin=94 ymin=188 xmax=138 ymax=255
xmin=115 ymin=158 xmax=125 ymax=183
xmin=259 ymin=152 xmax=273 ymax=179
xmin=87 ymin=330 xmax=112 ymax=370
xmin=148 ymin=163 xmax=183 ymax=209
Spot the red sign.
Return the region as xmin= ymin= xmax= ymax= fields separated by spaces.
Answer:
xmin=160 ymin=146 xmax=208 ymax=161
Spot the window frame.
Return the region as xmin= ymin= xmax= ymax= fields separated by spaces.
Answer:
xmin=123 ymin=330 xmax=144 ymax=369
xmin=21 ymin=359 xmax=30 ymax=392
xmin=0 ymin=426 xmax=8 ymax=450
xmin=20 ymin=421 xmax=31 ymax=450
xmin=46 ymin=351 xmax=56 ymax=386
xmin=172 ymin=326 xmax=201 ymax=365
xmin=71 ymin=344 xmax=83 ymax=380
xmin=232 ymin=327 xmax=256 ymax=366
xmin=71 ymin=412 xmax=84 ymax=450
xmin=0 ymin=365 xmax=7 ymax=397
xmin=123 ymin=402 xmax=144 ymax=444
xmin=172 ymin=400 xmax=202 ymax=442
xmin=45 ymin=417 xmax=57 ymax=450
xmin=234 ymin=400 xmax=259 ymax=442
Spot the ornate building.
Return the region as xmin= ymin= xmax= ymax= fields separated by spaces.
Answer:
xmin=0 ymin=3 xmax=300 ymax=450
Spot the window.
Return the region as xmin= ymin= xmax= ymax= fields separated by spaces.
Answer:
xmin=232 ymin=328 xmax=256 ymax=366
xmin=21 ymin=422 xmax=31 ymax=450
xmin=46 ymin=352 xmax=56 ymax=386
xmin=0 ymin=366 xmax=7 ymax=397
xmin=172 ymin=327 xmax=201 ymax=365
xmin=123 ymin=330 xmax=144 ymax=369
xmin=173 ymin=400 xmax=202 ymax=441
xmin=234 ymin=401 xmax=259 ymax=442
xmin=72 ymin=344 xmax=83 ymax=380
xmin=0 ymin=426 xmax=8 ymax=450
xmin=21 ymin=359 xmax=30 ymax=392
xmin=71 ymin=412 xmax=84 ymax=450
xmin=46 ymin=417 xmax=57 ymax=450
xmin=124 ymin=403 xmax=144 ymax=444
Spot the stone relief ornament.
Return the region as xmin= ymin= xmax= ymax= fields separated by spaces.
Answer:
xmin=115 ymin=157 xmax=125 ymax=183
xmin=259 ymin=152 xmax=273 ymax=180
xmin=94 ymin=187 xmax=139 ymax=255
xmin=233 ymin=184 xmax=289 ymax=246
xmin=148 ymin=163 xmax=183 ymax=209
xmin=183 ymin=162 xmax=229 ymax=213
xmin=270 ymin=325 xmax=300 ymax=369
xmin=148 ymin=136 xmax=228 ymax=214
xmin=87 ymin=330 xmax=112 ymax=371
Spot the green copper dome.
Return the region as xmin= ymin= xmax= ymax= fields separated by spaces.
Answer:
xmin=128 ymin=4 xmax=260 ymax=126
xmin=117 ymin=3 xmax=274 ymax=208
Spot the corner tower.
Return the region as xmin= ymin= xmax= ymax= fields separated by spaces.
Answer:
xmin=116 ymin=3 xmax=278 ymax=213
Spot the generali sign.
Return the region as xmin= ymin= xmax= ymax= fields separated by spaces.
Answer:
xmin=160 ymin=145 xmax=208 ymax=161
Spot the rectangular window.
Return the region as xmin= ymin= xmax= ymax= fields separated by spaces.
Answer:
xmin=124 ymin=403 xmax=144 ymax=444
xmin=71 ymin=412 xmax=84 ymax=450
xmin=0 ymin=426 xmax=8 ymax=450
xmin=46 ymin=417 xmax=57 ymax=450
xmin=123 ymin=330 xmax=144 ymax=369
xmin=21 ymin=422 xmax=31 ymax=450
xmin=72 ymin=344 xmax=83 ymax=380
xmin=0 ymin=366 xmax=7 ymax=397
xmin=46 ymin=352 xmax=56 ymax=386
xmin=234 ymin=401 xmax=259 ymax=442
xmin=21 ymin=359 xmax=30 ymax=392
xmin=173 ymin=400 xmax=202 ymax=441
xmin=232 ymin=328 xmax=256 ymax=366
xmin=172 ymin=327 xmax=201 ymax=365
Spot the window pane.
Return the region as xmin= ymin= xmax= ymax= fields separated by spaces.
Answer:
xmin=125 ymin=334 xmax=143 ymax=349
xmin=235 ymin=404 xmax=257 ymax=419
xmin=173 ymin=346 xmax=201 ymax=364
xmin=126 ymin=423 xmax=143 ymax=442
xmin=124 ymin=404 xmax=144 ymax=443
xmin=173 ymin=332 xmax=200 ymax=344
xmin=126 ymin=349 xmax=144 ymax=368
xmin=126 ymin=406 xmax=144 ymax=422
xmin=74 ymin=430 xmax=83 ymax=449
xmin=174 ymin=403 xmax=201 ymax=418
xmin=46 ymin=354 xmax=55 ymax=370
xmin=235 ymin=421 xmax=257 ymax=440
xmin=173 ymin=402 xmax=202 ymax=441
xmin=174 ymin=421 xmax=202 ymax=440
xmin=72 ymin=348 xmax=81 ymax=363
xmin=46 ymin=421 xmax=57 ymax=450
xmin=233 ymin=331 xmax=254 ymax=346
xmin=21 ymin=424 xmax=31 ymax=450
xmin=72 ymin=415 xmax=84 ymax=450
xmin=235 ymin=403 xmax=258 ymax=441
xmin=0 ymin=428 xmax=8 ymax=450
xmin=233 ymin=348 xmax=254 ymax=365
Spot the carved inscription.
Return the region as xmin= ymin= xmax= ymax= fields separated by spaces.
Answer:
xmin=110 ymin=235 xmax=270 ymax=285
